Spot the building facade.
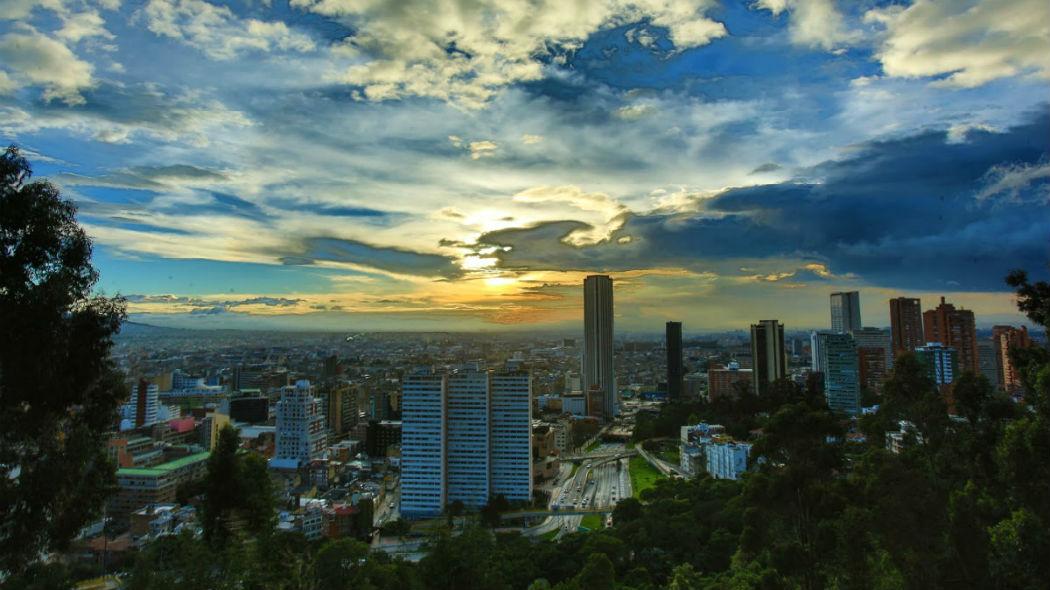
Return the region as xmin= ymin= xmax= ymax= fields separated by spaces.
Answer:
xmin=750 ymin=320 xmax=787 ymax=396
xmin=400 ymin=371 xmax=533 ymax=518
xmin=923 ymin=297 xmax=978 ymax=374
xmin=666 ymin=321 xmax=684 ymax=401
xmin=830 ymin=291 xmax=862 ymax=334
xmin=705 ymin=442 xmax=752 ymax=480
xmin=854 ymin=327 xmax=893 ymax=394
xmin=992 ymin=325 xmax=1032 ymax=393
xmin=813 ymin=332 xmax=860 ymax=415
xmin=708 ymin=363 xmax=752 ymax=401
xmin=272 ymin=380 xmax=327 ymax=469
xmin=915 ymin=342 xmax=959 ymax=387
xmin=400 ymin=374 xmax=447 ymax=517
xmin=582 ymin=275 xmax=616 ymax=418
xmin=889 ymin=297 xmax=924 ymax=356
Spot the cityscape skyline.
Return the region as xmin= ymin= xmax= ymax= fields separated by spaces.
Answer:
xmin=1 ymin=1 xmax=1047 ymax=331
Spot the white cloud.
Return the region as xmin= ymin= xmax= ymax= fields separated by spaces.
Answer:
xmin=0 ymin=30 xmax=94 ymax=104
xmin=0 ymin=83 xmax=250 ymax=146
xmin=0 ymin=0 xmax=67 ymax=21
xmin=0 ymin=70 xmax=18 ymax=94
xmin=754 ymin=0 xmax=858 ymax=50
xmin=865 ymin=0 xmax=1050 ymax=87
xmin=469 ymin=140 xmax=498 ymax=160
xmin=976 ymin=161 xmax=1050 ymax=203
xmin=138 ymin=0 xmax=316 ymax=60
xmin=946 ymin=122 xmax=997 ymax=144
xmin=56 ymin=10 xmax=114 ymax=43
xmin=294 ymin=0 xmax=726 ymax=107
xmin=521 ymin=134 xmax=544 ymax=145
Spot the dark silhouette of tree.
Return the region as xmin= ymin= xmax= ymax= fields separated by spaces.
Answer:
xmin=0 ymin=146 xmax=127 ymax=575
xmin=201 ymin=425 xmax=274 ymax=546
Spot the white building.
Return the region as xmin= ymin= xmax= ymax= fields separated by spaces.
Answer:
xmin=401 ymin=374 xmax=447 ymax=517
xmin=271 ymin=380 xmax=327 ymax=470
xmin=490 ymin=372 xmax=533 ymax=503
xmin=705 ymin=442 xmax=752 ymax=480
xmin=400 ymin=371 xmax=533 ymax=518
xmin=446 ymin=372 xmax=490 ymax=506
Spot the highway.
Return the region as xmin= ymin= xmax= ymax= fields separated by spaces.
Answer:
xmin=525 ymin=443 xmax=632 ymax=539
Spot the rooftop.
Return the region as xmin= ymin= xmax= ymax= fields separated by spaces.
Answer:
xmin=117 ymin=452 xmax=210 ymax=478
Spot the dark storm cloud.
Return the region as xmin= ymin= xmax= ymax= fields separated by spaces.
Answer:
xmin=478 ymin=107 xmax=1050 ymax=291
xmin=286 ymin=237 xmax=461 ymax=278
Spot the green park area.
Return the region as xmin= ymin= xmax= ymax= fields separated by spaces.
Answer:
xmin=629 ymin=456 xmax=665 ymax=498
xmin=580 ymin=513 xmax=604 ymax=531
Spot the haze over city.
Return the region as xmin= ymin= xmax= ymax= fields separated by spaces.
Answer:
xmin=2 ymin=0 xmax=1048 ymax=331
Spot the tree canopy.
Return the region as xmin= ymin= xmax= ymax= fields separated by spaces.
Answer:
xmin=0 ymin=146 xmax=127 ymax=575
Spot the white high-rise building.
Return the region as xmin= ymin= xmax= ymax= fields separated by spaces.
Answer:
xmin=401 ymin=374 xmax=446 ymax=517
xmin=271 ymin=380 xmax=327 ymax=469
xmin=446 ymin=372 xmax=490 ymax=506
xmin=583 ymin=275 xmax=616 ymax=419
xmin=400 ymin=371 xmax=533 ymax=518
xmin=490 ymin=372 xmax=533 ymax=502
xmin=830 ymin=291 xmax=862 ymax=334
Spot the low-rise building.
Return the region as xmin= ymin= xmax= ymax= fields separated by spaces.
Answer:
xmin=108 ymin=452 xmax=210 ymax=522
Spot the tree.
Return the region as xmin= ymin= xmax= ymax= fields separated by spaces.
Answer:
xmin=0 ymin=146 xmax=127 ymax=575
xmin=201 ymin=425 xmax=274 ymax=546
xmin=446 ymin=499 xmax=465 ymax=527
xmin=574 ymin=552 xmax=615 ymax=590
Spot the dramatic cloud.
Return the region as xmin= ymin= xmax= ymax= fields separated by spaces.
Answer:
xmin=866 ymin=0 xmax=1050 ymax=87
xmin=294 ymin=0 xmax=726 ymax=107
xmin=288 ymin=237 xmax=462 ymax=279
xmin=477 ymin=109 xmax=1050 ymax=291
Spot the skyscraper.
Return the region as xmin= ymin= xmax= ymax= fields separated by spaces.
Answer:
xmin=992 ymin=325 xmax=1032 ymax=393
xmin=666 ymin=321 xmax=684 ymax=401
xmin=813 ymin=332 xmax=860 ymax=415
xmin=830 ymin=291 xmax=862 ymax=334
xmin=490 ymin=372 xmax=533 ymax=502
xmin=446 ymin=373 xmax=490 ymax=506
xmin=889 ymin=297 xmax=924 ymax=356
xmin=400 ymin=371 xmax=533 ymax=518
xmin=401 ymin=374 xmax=446 ymax=517
xmin=750 ymin=320 xmax=787 ymax=396
xmin=923 ymin=297 xmax=978 ymax=374
xmin=272 ymin=380 xmax=327 ymax=469
xmin=583 ymin=275 xmax=616 ymax=418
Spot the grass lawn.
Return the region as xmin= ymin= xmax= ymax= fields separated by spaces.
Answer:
xmin=580 ymin=513 xmax=604 ymax=531
xmin=539 ymin=529 xmax=560 ymax=542
xmin=629 ymin=456 xmax=665 ymax=499
xmin=658 ymin=447 xmax=680 ymax=465
xmin=585 ymin=439 xmax=601 ymax=452
xmin=625 ymin=441 xmax=636 ymax=450
xmin=569 ymin=462 xmax=579 ymax=477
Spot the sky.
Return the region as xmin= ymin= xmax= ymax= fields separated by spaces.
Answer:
xmin=2 ymin=0 xmax=1048 ymax=333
